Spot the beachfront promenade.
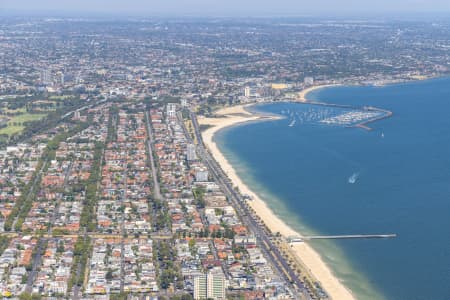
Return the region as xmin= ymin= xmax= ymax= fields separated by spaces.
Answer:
xmin=186 ymin=111 xmax=312 ymax=299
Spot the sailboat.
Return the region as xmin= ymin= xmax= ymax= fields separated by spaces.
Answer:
xmin=288 ymin=119 xmax=296 ymax=127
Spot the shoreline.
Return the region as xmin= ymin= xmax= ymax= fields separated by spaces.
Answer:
xmin=297 ymin=84 xmax=342 ymax=102
xmin=198 ymin=104 xmax=355 ymax=300
xmin=296 ymin=74 xmax=443 ymax=102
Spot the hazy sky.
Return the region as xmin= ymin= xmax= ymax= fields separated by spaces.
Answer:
xmin=2 ymin=0 xmax=450 ymax=16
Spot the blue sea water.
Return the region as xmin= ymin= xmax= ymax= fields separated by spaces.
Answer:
xmin=215 ymin=77 xmax=450 ymax=300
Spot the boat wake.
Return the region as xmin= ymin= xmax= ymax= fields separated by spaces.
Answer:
xmin=348 ymin=172 xmax=359 ymax=184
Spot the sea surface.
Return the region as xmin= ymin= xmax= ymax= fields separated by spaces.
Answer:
xmin=215 ymin=77 xmax=450 ymax=300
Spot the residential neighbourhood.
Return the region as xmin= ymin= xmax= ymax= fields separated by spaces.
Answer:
xmin=0 ymin=102 xmax=300 ymax=299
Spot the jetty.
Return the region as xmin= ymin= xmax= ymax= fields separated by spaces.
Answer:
xmin=288 ymin=234 xmax=397 ymax=243
xmin=304 ymin=234 xmax=397 ymax=240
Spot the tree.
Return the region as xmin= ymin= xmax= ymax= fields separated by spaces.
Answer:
xmin=181 ymin=294 xmax=193 ymax=300
xmin=110 ymin=292 xmax=128 ymax=300
xmin=19 ymin=293 xmax=32 ymax=300
xmin=106 ymin=268 xmax=114 ymax=280
xmin=188 ymin=238 xmax=196 ymax=249
xmin=19 ymin=293 xmax=40 ymax=300
xmin=57 ymin=240 xmax=65 ymax=253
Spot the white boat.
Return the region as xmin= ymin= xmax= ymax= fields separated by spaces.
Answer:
xmin=288 ymin=119 xmax=296 ymax=127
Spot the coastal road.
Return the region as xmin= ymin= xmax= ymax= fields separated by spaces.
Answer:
xmin=188 ymin=112 xmax=310 ymax=299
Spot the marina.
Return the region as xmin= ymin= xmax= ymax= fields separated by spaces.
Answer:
xmin=280 ymin=99 xmax=393 ymax=130
xmin=320 ymin=110 xmax=383 ymax=126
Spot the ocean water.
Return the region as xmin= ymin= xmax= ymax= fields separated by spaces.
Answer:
xmin=215 ymin=77 xmax=450 ymax=300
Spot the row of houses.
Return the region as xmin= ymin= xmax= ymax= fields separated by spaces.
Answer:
xmin=88 ymin=104 xmax=156 ymax=295
xmin=0 ymin=105 xmax=111 ymax=297
xmin=0 ymin=236 xmax=38 ymax=295
xmin=31 ymin=237 xmax=77 ymax=295
xmin=0 ymin=142 xmax=46 ymax=230
xmin=21 ymin=105 xmax=110 ymax=233
xmin=152 ymin=104 xmax=292 ymax=299
xmin=97 ymin=107 xmax=152 ymax=234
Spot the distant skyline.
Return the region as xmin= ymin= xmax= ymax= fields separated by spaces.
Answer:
xmin=2 ymin=0 xmax=450 ymax=17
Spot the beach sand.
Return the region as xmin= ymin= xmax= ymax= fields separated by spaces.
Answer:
xmin=199 ymin=103 xmax=355 ymax=300
xmin=298 ymin=84 xmax=341 ymax=102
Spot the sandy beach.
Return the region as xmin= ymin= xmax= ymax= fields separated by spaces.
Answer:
xmin=298 ymin=84 xmax=341 ymax=102
xmin=199 ymin=103 xmax=355 ymax=300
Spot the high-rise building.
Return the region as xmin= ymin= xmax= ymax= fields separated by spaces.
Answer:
xmin=244 ymin=86 xmax=259 ymax=98
xmin=181 ymin=98 xmax=189 ymax=108
xmin=194 ymin=274 xmax=207 ymax=300
xmin=244 ymin=86 xmax=251 ymax=97
xmin=56 ymin=71 xmax=65 ymax=86
xmin=73 ymin=110 xmax=81 ymax=120
xmin=40 ymin=69 xmax=52 ymax=85
xmin=207 ymin=270 xmax=226 ymax=299
xmin=187 ymin=143 xmax=197 ymax=161
xmin=304 ymin=77 xmax=314 ymax=86
xmin=166 ymin=103 xmax=177 ymax=118
xmin=194 ymin=269 xmax=226 ymax=300
xmin=195 ymin=168 xmax=209 ymax=182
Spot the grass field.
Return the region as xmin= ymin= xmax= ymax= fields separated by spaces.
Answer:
xmin=0 ymin=125 xmax=25 ymax=136
xmin=49 ymin=95 xmax=74 ymax=100
xmin=8 ymin=113 xmax=46 ymax=123
xmin=0 ymin=135 xmax=9 ymax=143
xmin=0 ymin=107 xmax=27 ymax=114
xmin=0 ymin=113 xmax=47 ymax=136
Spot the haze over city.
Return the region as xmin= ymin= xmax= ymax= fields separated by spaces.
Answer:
xmin=2 ymin=0 xmax=450 ymax=16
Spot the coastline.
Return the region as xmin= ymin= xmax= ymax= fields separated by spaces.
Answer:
xmin=198 ymin=104 xmax=355 ymax=300
xmin=297 ymin=84 xmax=342 ymax=102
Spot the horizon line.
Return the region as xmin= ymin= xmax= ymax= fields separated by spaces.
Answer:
xmin=2 ymin=9 xmax=450 ymax=19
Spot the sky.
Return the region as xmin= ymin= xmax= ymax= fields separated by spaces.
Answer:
xmin=1 ymin=0 xmax=450 ymax=16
